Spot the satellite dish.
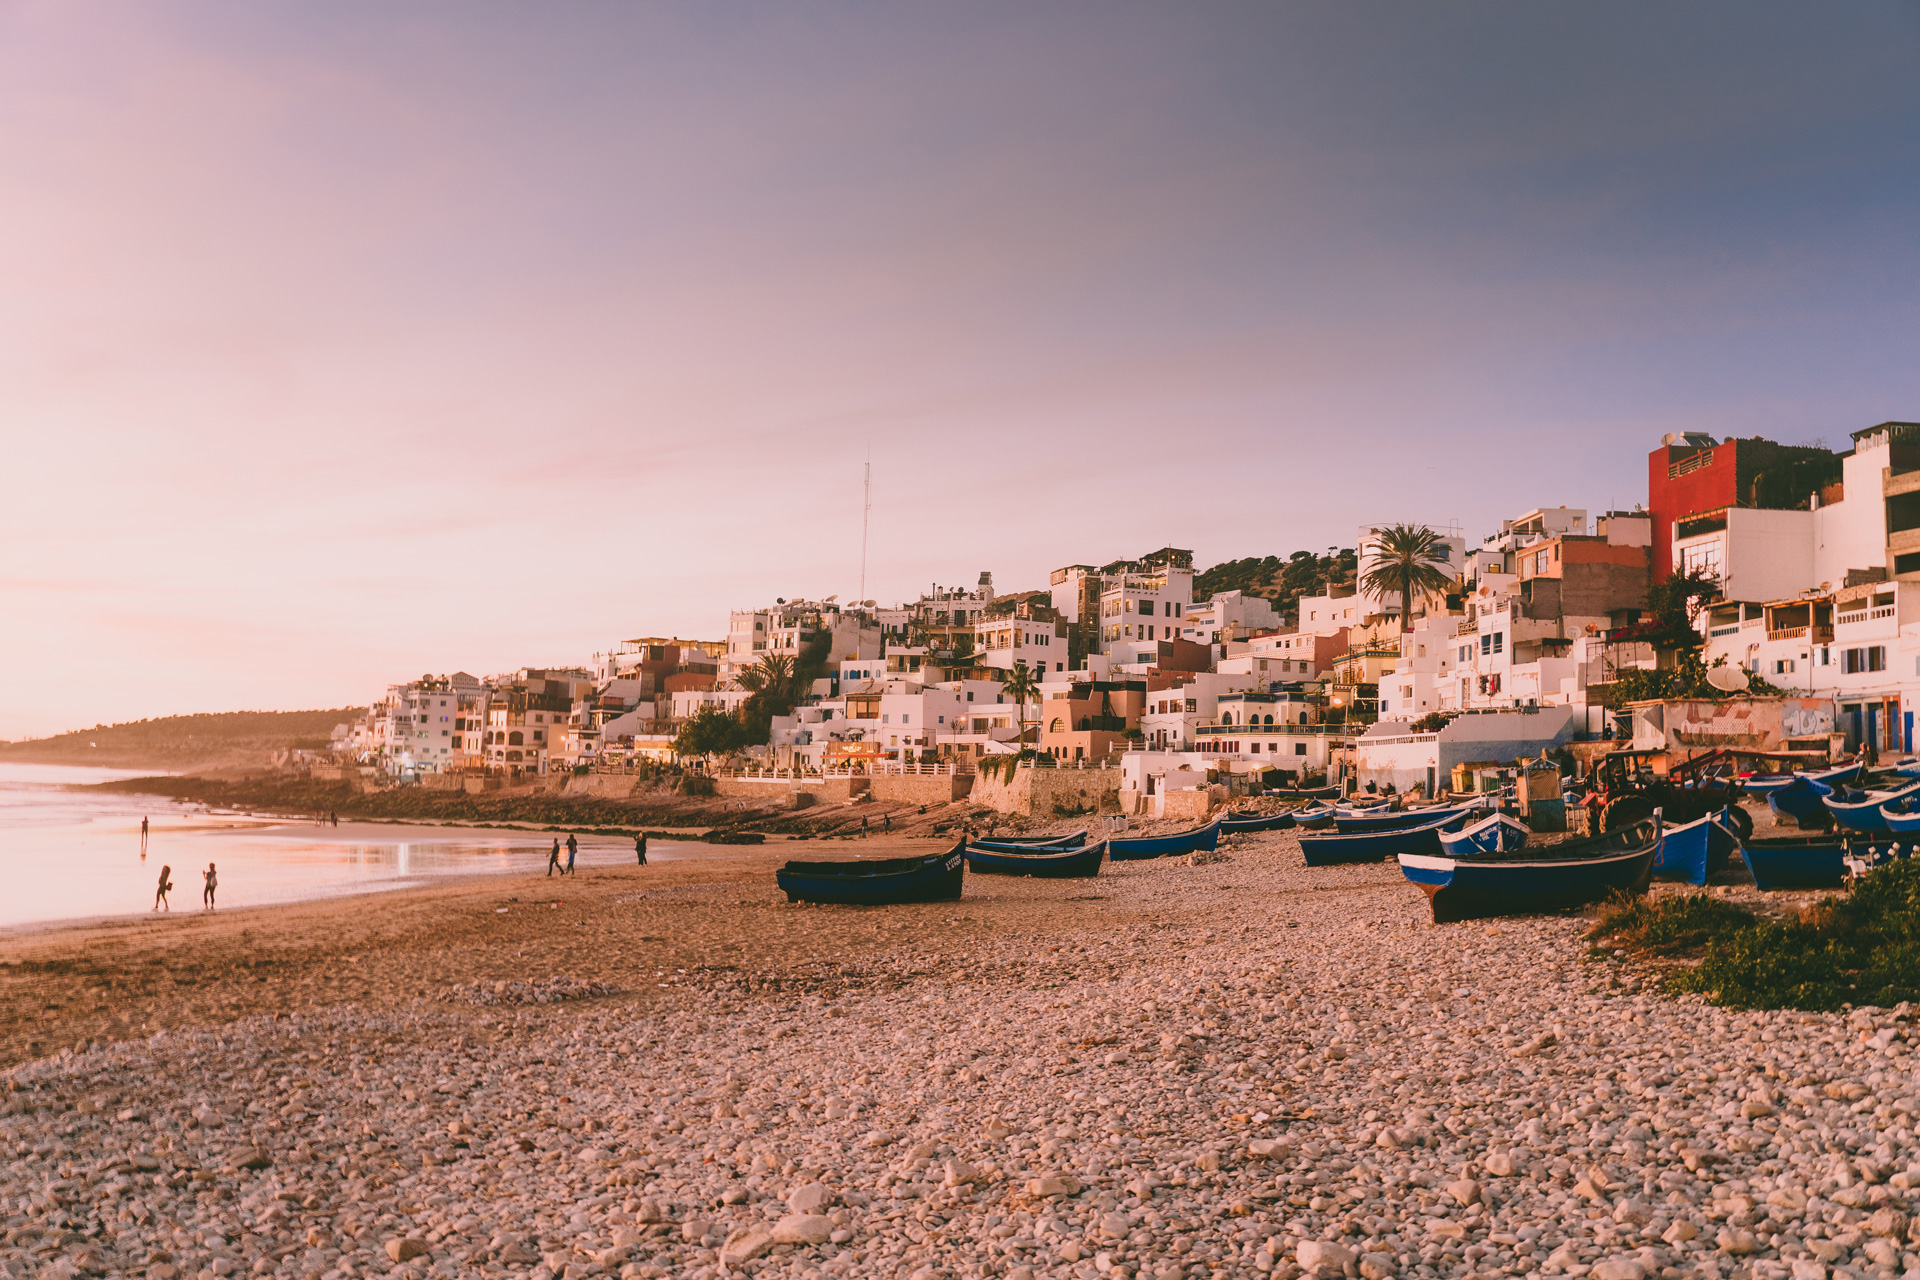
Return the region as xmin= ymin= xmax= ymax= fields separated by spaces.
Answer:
xmin=1706 ymin=664 xmax=1750 ymax=693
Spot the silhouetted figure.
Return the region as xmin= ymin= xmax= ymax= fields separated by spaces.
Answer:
xmin=566 ymin=833 xmax=578 ymax=875
xmin=884 ymin=813 xmax=892 ymax=833
xmin=154 ymin=865 xmax=173 ymax=912
xmin=202 ymin=863 xmax=217 ymax=910
xmin=330 ymin=811 xmax=339 ymax=827
xmin=635 ymin=833 xmax=648 ymax=866
xmin=140 ymin=816 xmax=149 ymax=859
xmin=547 ymin=839 xmax=562 ymax=877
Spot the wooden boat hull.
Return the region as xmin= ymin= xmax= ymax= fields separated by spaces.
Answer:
xmin=1220 ymin=811 xmax=1297 ymax=833
xmin=1767 ymin=777 xmax=1834 ymax=825
xmin=1437 ymin=812 xmax=1529 ymax=857
xmin=963 ymin=840 xmax=1105 ymax=878
xmin=1301 ymin=812 xmax=1472 ymax=866
xmin=1267 ymin=784 xmax=1340 ymax=800
xmin=1108 ymin=820 xmax=1222 ymax=861
xmin=1398 ymin=819 xmax=1662 ymax=923
xmin=967 ymin=830 xmax=1088 ymax=849
xmin=1333 ymin=803 xmax=1480 ymax=835
xmin=1824 ymin=780 xmax=1920 ymax=833
xmin=1650 ymin=811 xmax=1739 ymax=885
xmin=1740 ymin=835 xmax=1856 ymax=890
xmin=776 ymin=844 xmax=966 ymax=904
xmin=969 ymin=831 xmax=1089 ymax=852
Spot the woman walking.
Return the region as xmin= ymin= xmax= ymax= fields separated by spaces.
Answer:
xmin=635 ymin=832 xmax=648 ymax=866
xmin=547 ymin=838 xmax=562 ymax=876
xmin=154 ymin=865 xmax=173 ymax=912
xmin=202 ymin=863 xmax=218 ymax=910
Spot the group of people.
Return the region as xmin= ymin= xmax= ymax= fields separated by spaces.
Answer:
xmin=152 ymin=861 xmax=215 ymax=911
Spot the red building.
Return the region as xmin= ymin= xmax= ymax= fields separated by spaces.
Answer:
xmin=1645 ymin=434 xmax=1840 ymax=580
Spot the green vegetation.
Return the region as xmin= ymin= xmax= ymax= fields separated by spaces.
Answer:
xmin=1608 ymin=650 xmax=1786 ymax=704
xmin=1590 ymin=863 xmax=1920 ymax=1009
xmin=1192 ymin=549 xmax=1357 ymax=618
xmin=0 ymin=708 xmax=362 ymax=769
xmin=998 ymin=664 xmax=1042 ymax=745
xmin=673 ymin=705 xmax=750 ymax=758
xmin=1359 ymin=524 xmax=1458 ymax=632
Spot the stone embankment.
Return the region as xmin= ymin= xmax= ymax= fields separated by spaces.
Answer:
xmin=5 ymin=833 xmax=1918 ymax=1280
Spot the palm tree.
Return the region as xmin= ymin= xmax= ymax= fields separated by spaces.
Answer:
xmin=998 ymin=662 xmax=1043 ymax=748
xmin=1359 ymin=524 xmax=1457 ymax=632
xmin=735 ymin=653 xmax=795 ymax=702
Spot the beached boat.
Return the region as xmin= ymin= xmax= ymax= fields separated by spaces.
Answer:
xmin=1108 ymin=819 xmax=1222 ymax=861
xmin=1823 ymin=779 xmax=1920 ymax=832
xmin=1397 ymin=817 xmax=1663 ymax=924
xmin=1767 ymin=776 xmax=1835 ymax=827
xmin=1220 ymin=810 xmax=1297 ymax=834
xmin=1881 ymin=799 xmax=1920 ymax=834
xmin=1267 ymin=784 xmax=1341 ymax=800
xmin=1301 ymin=810 xmax=1477 ymax=866
xmin=1650 ymin=810 xmax=1741 ymax=885
xmin=963 ymin=839 xmax=1105 ymax=878
xmin=1739 ymin=834 xmax=1862 ymax=890
xmin=968 ymin=831 xmax=1089 ymax=852
xmin=1334 ymin=802 xmax=1484 ymax=835
xmin=776 ymin=843 xmax=966 ymax=905
xmin=1437 ymin=812 xmax=1529 ymax=857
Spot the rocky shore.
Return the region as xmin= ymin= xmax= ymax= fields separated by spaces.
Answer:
xmin=4 ymin=829 xmax=1918 ymax=1280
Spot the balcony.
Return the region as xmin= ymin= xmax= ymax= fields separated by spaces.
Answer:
xmin=1195 ymin=724 xmax=1343 ymax=737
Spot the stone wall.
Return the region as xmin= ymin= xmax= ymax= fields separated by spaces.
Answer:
xmin=870 ymin=772 xmax=972 ymax=806
xmin=563 ymin=774 xmax=641 ymax=800
xmin=968 ymin=766 xmax=1121 ymax=816
xmin=712 ymin=776 xmax=869 ymax=804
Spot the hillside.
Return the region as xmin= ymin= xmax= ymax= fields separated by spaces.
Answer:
xmin=0 ymin=708 xmax=362 ymax=772
xmin=1193 ymin=548 xmax=1356 ymax=617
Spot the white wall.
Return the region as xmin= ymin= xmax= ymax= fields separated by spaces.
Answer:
xmin=1814 ymin=438 xmax=1889 ymax=587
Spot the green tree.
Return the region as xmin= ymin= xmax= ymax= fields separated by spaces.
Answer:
xmin=673 ymin=706 xmax=745 ymax=759
xmin=1359 ymin=525 xmax=1457 ymax=632
xmin=998 ymin=662 xmax=1043 ymax=746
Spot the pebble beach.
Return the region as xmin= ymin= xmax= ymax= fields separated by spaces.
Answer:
xmin=5 ymin=824 xmax=1918 ymax=1280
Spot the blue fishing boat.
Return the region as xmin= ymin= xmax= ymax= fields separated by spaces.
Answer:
xmin=1806 ymin=761 xmax=1863 ymax=787
xmin=963 ymin=839 xmax=1105 ymax=878
xmin=1397 ymin=817 xmax=1663 ymax=923
xmin=1881 ymin=799 xmax=1920 ymax=834
xmin=1268 ymin=784 xmax=1341 ymax=800
xmin=1334 ymin=802 xmax=1484 ymax=835
xmin=776 ymin=843 xmax=966 ymax=904
xmin=1737 ymin=772 xmax=1798 ymax=796
xmin=1739 ymin=834 xmax=1860 ymax=890
xmin=1437 ymin=812 xmax=1529 ymax=857
xmin=1650 ymin=810 xmax=1741 ymax=885
xmin=969 ymin=831 xmax=1089 ymax=852
xmin=1301 ymin=810 xmax=1477 ymax=866
xmin=1823 ymin=779 xmax=1920 ymax=833
xmin=1221 ymin=810 xmax=1297 ymax=833
xmin=1108 ymin=819 xmax=1222 ymax=861
xmin=1767 ymin=776 xmax=1835 ymax=827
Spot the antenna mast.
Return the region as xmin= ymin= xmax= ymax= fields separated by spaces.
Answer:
xmin=858 ymin=448 xmax=872 ymax=605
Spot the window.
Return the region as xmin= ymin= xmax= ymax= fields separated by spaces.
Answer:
xmin=1772 ymin=659 xmax=1795 ymax=675
xmin=1185 ymin=699 xmax=1197 ymax=712
xmin=1492 ymin=633 xmax=1504 ymax=654
xmin=1844 ymin=646 xmax=1887 ymax=674
xmin=1294 ymin=743 xmax=1307 ymax=755
xmin=1139 ymin=600 xmax=1155 ymax=616
xmin=1480 ymin=635 xmax=1491 ymax=656
xmin=901 ymin=714 xmax=910 ymax=725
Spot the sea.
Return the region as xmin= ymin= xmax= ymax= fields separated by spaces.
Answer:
xmin=0 ymin=762 xmax=699 ymax=931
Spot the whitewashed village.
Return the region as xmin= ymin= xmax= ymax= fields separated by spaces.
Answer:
xmin=330 ymin=424 xmax=1916 ymax=820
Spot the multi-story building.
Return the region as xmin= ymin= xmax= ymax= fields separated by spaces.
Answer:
xmin=480 ymin=669 xmax=593 ymax=777
xmin=1039 ymin=679 xmax=1148 ymax=761
xmin=972 ymin=599 xmax=1069 ymax=672
xmin=1182 ymin=589 xmax=1280 ymax=644
xmin=378 ymin=673 xmax=488 ymax=776
xmin=1095 ymin=552 xmax=1195 ymax=654
xmin=724 ymin=600 xmax=882 ymax=684
xmin=1648 ymin=432 xmax=1843 ymax=580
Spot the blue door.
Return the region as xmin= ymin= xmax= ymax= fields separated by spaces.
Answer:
xmin=1867 ymin=704 xmax=1880 ymax=753
xmin=1905 ymin=711 xmax=1913 ymax=755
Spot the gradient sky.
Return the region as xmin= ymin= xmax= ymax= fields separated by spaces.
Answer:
xmin=5 ymin=3 xmax=1920 ymax=739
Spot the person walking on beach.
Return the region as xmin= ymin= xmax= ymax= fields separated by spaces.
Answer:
xmin=202 ymin=863 xmax=218 ymax=910
xmin=635 ymin=833 xmax=648 ymax=866
xmin=547 ymin=839 xmax=562 ymax=877
xmin=861 ymin=816 xmax=869 ymax=837
xmin=140 ymin=816 xmax=149 ymax=858
xmin=565 ymin=833 xmax=578 ymax=875
xmin=330 ymin=811 xmax=338 ymax=827
xmin=154 ymin=865 xmax=173 ymax=911
xmin=884 ymin=813 xmax=891 ymax=834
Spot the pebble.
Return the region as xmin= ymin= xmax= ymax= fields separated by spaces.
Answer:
xmin=5 ymin=825 xmax=1920 ymax=1280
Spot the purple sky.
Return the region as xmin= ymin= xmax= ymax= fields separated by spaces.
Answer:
xmin=4 ymin=3 xmax=1919 ymax=739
